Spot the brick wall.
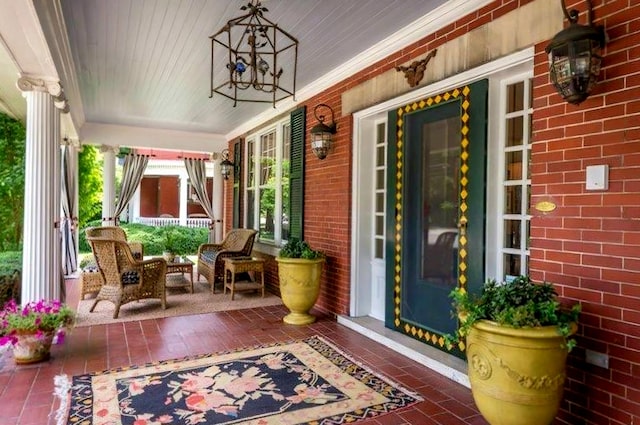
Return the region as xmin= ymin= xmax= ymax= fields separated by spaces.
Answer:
xmin=531 ymin=1 xmax=640 ymax=424
xmin=226 ymin=0 xmax=640 ymax=423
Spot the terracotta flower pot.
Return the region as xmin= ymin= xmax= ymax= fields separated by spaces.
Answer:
xmin=12 ymin=331 xmax=55 ymax=364
xmin=276 ymin=257 xmax=325 ymax=325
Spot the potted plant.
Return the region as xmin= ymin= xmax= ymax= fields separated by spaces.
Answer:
xmin=275 ymin=238 xmax=325 ymax=325
xmin=0 ymin=299 xmax=75 ymax=364
xmin=162 ymin=227 xmax=179 ymax=262
xmin=447 ymin=276 xmax=580 ymax=425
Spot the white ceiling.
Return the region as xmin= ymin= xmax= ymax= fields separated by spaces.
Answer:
xmin=0 ymin=0 xmax=466 ymax=151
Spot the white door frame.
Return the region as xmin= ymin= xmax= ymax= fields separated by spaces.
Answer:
xmin=350 ymin=48 xmax=534 ymax=317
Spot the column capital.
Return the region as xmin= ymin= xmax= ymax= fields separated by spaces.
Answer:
xmin=99 ymin=144 xmax=120 ymax=155
xmin=210 ymin=152 xmax=220 ymax=160
xmin=16 ymin=76 xmax=69 ymax=112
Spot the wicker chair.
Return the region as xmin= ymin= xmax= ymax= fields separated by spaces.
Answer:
xmin=197 ymin=229 xmax=257 ymax=292
xmin=87 ymin=237 xmax=167 ymax=318
xmin=85 ymin=226 xmax=144 ymax=259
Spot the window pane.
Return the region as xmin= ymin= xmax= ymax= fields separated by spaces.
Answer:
xmin=259 ymin=187 xmax=275 ymax=241
xmin=376 ymin=192 xmax=384 ymax=212
xmin=260 ymin=132 xmax=276 ymax=185
xmin=503 ymin=253 xmax=521 ymax=280
xmin=376 ymin=145 xmax=385 ymax=167
xmin=247 ymin=140 xmax=255 ymax=187
xmin=507 ymin=82 xmax=524 ymax=113
xmin=506 ymin=116 xmax=523 ymax=147
xmin=281 ymin=124 xmax=291 ymax=241
xmin=376 ymin=170 xmax=384 ymax=190
xmin=505 ymin=151 xmax=523 ymax=180
xmin=504 ymin=185 xmax=522 ymax=214
xmin=375 ymin=238 xmax=384 ymax=259
xmin=247 ymin=189 xmax=255 ymax=229
xmin=375 ymin=215 xmax=384 ymax=237
xmin=376 ymin=122 xmax=385 ymax=144
xmin=504 ymin=220 xmax=521 ymax=249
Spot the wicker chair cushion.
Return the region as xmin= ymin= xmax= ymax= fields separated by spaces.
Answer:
xmin=200 ymin=251 xmax=218 ymax=263
xmin=121 ymin=270 xmax=140 ymax=285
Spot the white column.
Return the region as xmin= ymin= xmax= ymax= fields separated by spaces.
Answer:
xmin=178 ymin=174 xmax=188 ymax=226
xmin=100 ymin=145 xmax=118 ymax=226
xmin=17 ymin=77 xmax=67 ymax=303
xmin=212 ymin=153 xmax=224 ymax=243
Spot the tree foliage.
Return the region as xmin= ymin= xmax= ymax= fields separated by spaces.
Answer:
xmin=78 ymin=145 xmax=103 ymax=228
xmin=0 ymin=113 xmax=25 ymax=251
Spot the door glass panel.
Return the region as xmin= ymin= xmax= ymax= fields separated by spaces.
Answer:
xmin=375 ymin=239 xmax=384 ymax=259
xmin=506 ymin=116 xmax=524 ymax=146
xmin=504 ymin=186 xmax=522 ymax=214
xmin=376 ymin=193 xmax=384 ymax=212
xmin=375 ymin=216 xmax=384 ymax=236
xmin=504 ymin=220 xmax=521 ymax=249
xmin=505 ymin=151 xmax=523 ymax=180
xmin=420 ymin=116 xmax=460 ymax=282
xmin=503 ymin=253 xmax=521 ymax=279
xmin=376 ymin=170 xmax=385 ymax=189
xmin=507 ymin=81 xmax=524 ymax=113
xmin=376 ymin=145 xmax=385 ymax=166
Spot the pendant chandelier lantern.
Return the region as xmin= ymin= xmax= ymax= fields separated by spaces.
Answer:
xmin=210 ymin=1 xmax=298 ymax=107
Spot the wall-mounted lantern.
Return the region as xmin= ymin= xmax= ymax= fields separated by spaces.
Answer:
xmin=220 ymin=149 xmax=234 ymax=180
xmin=545 ymin=0 xmax=606 ymax=105
xmin=309 ymin=104 xmax=337 ymax=160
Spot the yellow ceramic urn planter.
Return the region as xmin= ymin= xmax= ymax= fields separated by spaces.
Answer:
xmin=276 ymin=238 xmax=325 ymax=325
xmin=466 ymin=320 xmax=577 ymax=425
xmin=276 ymin=257 xmax=325 ymax=325
xmin=448 ymin=276 xmax=581 ymax=425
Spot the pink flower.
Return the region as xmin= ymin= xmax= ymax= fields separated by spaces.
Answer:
xmin=180 ymin=374 xmax=215 ymax=392
xmin=185 ymin=391 xmax=235 ymax=412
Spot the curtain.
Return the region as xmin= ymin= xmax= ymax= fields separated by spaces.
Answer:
xmin=114 ymin=154 xmax=149 ymax=223
xmin=184 ymin=157 xmax=216 ymax=242
xmin=60 ymin=145 xmax=76 ymax=283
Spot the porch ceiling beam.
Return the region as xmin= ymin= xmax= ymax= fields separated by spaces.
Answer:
xmin=81 ymin=122 xmax=226 ymax=154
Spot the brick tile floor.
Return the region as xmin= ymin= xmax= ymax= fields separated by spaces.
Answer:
xmin=0 ymin=279 xmax=488 ymax=425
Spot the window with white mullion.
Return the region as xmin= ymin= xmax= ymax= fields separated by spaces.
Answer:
xmin=258 ymin=131 xmax=277 ymax=241
xmin=246 ymin=139 xmax=256 ymax=231
xmin=373 ymin=121 xmax=387 ymax=259
xmin=500 ymin=78 xmax=532 ymax=281
xmin=244 ymin=117 xmax=290 ymax=245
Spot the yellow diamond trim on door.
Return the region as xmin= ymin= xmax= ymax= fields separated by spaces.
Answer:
xmin=392 ymin=85 xmax=473 ymax=353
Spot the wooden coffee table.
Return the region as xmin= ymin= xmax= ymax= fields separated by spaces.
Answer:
xmin=165 ymin=256 xmax=194 ymax=293
xmin=223 ymin=257 xmax=265 ymax=300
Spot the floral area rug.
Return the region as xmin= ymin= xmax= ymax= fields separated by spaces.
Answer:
xmin=56 ymin=335 xmax=422 ymax=424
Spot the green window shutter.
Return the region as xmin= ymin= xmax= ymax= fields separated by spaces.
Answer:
xmin=289 ymin=106 xmax=306 ymax=240
xmin=232 ymin=140 xmax=242 ymax=228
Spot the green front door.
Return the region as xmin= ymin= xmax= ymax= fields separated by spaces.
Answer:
xmin=385 ymin=81 xmax=488 ymax=355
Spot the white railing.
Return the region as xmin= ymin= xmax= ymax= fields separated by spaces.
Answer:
xmin=134 ymin=217 xmax=210 ymax=228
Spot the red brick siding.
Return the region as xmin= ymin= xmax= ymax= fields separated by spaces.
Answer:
xmin=224 ymin=0 xmax=640 ymax=423
xmin=532 ymin=1 xmax=640 ymax=424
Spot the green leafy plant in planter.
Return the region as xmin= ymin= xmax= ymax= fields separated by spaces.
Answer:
xmin=276 ymin=238 xmax=325 ymax=325
xmin=447 ymin=275 xmax=581 ymax=350
xmin=278 ymin=238 xmax=323 ymax=260
xmin=162 ymin=227 xmax=181 ymax=261
xmin=446 ymin=275 xmax=581 ymax=425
